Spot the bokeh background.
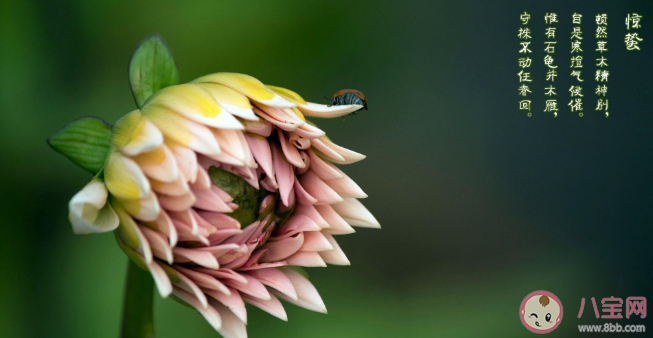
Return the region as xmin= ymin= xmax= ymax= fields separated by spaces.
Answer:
xmin=1 ymin=0 xmax=652 ymax=337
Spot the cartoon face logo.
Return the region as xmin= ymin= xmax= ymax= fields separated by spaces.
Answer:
xmin=520 ymin=291 xmax=563 ymax=333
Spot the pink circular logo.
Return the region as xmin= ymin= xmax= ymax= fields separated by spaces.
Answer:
xmin=520 ymin=291 xmax=563 ymax=334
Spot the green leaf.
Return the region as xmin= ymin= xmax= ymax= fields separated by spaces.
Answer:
xmin=129 ymin=33 xmax=179 ymax=108
xmin=47 ymin=117 xmax=112 ymax=174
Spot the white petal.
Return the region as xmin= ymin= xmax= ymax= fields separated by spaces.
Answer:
xmin=298 ymin=102 xmax=363 ymax=118
xmin=69 ymin=180 xmax=119 ymax=234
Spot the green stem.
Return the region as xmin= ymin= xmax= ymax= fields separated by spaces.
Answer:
xmin=120 ymin=259 xmax=155 ymax=338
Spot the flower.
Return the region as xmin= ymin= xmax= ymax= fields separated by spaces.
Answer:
xmin=69 ymin=72 xmax=379 ymax=338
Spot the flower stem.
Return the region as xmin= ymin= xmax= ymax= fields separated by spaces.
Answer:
xmin=121 ymin=259 xmax=155 ymax=338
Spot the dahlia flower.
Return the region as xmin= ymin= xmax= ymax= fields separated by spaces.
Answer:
xmin=50 ymin=35 xmax=378 ymax=338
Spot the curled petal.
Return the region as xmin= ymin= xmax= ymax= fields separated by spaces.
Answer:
xmin=69 ymin=179 xmax=119 ymax=234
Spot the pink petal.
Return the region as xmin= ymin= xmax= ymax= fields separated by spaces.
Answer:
xmin=300 ymin=231 xmax=333 ymax=252
xmin=211 ymin=299 xmax=248 ymax=338
xmin=245 ymin=133 xmax=275 ymax=184
xmin=273 ymin=214 xmax=321 ymax=238
xmin=142 ymin=208 xmax=179 ymax=247
xmin=277 ymin=267 xmax=327 ymax=313
xmin=285 ymin=251 xmax=326 ymax=267
xmin=272 ymin=144 xmax=294 ymax=206
xmin=205 ymin=287 xmax=247 ymax=324
xmin=208 ymin=229 xmax=242 ymax=245
xmin=293 ymin=179 xmax=317 ymax=205
xmin=173 ymin=273 xmax=209 ymax=309
xmin=134 ymin=145 xmax=179 ymax=183
xmin=293 ymin=204 xmax=329 ymax=229
xmin=242 ymin=293 xmax=287 ymax=321
xmin=166 ymin=140 xmax=198 ymax=183
xmin=198 ymin=211 xmax=240 ymax=229
xmin=141 ymin=226 xmax=174 ymax=263
xmin=245 ymin=117 xmax=273 ymax=137
xmin=318 ymin=137 xmax=366 ymax=164
xmin=196 ymin=268 xmax=247 ymax=284
xmin=173 ymin=247 xmax=219 ymax=268
xmin=298 ymin=171 xmax=343 ymax=205
xmin=260 ymin=232 xmax=304 ymax=262
xmin=246 ymin=268 xmax=297 ymax=301
xmin=158 ymin=192 xmax=196 ymax=212
xmin=175 ymin=266 xmax=230 ymax=295
xmin=193 ymin=188 xmax=234 ymax=212
xmin=307 ymin=149 xmax=343 ymax=180
xmin=289 ymin=133 xmax=311 ymax=150
xmin=277 ymin=128 xmax=305 ymax=168
xmin=311 ymin=138 xmax=345 ymax=162
xmin=331 ymin=197 xmax=380 ymax=228
xmin=191 ymin=165 xmax=212 ymax=190
xmin=315 ymin=205 xmax=355 ymax=235
xmin=173 ymin=288 xmax=221 ymax=330
xmin=222 ymin=273 xmax=271 ymax=300
xmin=319 ymin=234 xmax=350 ymax=265
xmin=151 ymin=173 xmax=191 ymax=196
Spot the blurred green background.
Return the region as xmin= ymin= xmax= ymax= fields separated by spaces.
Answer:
xmin=1 ymin=0 xmax=652 ymax=337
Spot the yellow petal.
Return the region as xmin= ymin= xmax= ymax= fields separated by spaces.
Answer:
xmin=105 ymin=151 xmax=151 ymax=199
xmin=143 ymin=105 xmax=222 ymax=155
xmin=112 ymin=110 xmax=163 ymax=156
xmin=196 ymin=83 xmax=259 ymax=121
xmin=194 ymin=73 xmax=295 ymax=108
xmin=145 ymin=84 xmax=243 ymax=130
xmin=267 ymin=85 xmax=307 ymax=105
